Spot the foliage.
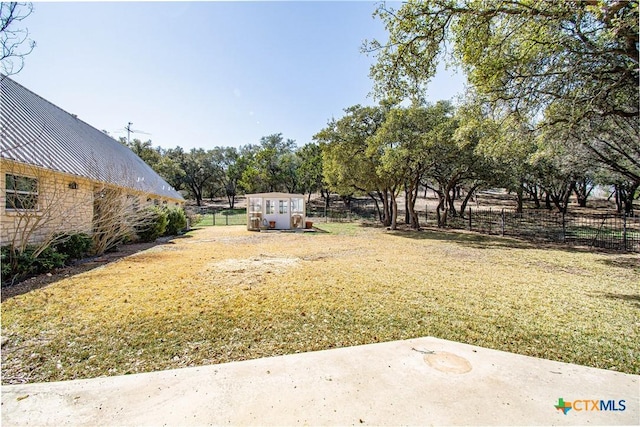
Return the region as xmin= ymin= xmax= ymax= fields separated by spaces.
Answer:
xmin=1 ymin=245 xmax=66 ymax=285
xmin=297 ymin=142 xmax=325 ymax=201
xmin=240 ymin=134 xmax=299 ymax=194
xmin=184 ymin=209 xmax=202 ymax=227
xmin=163 ymin=206 xmax=187 ymax=236
xmin=367 ymin=1 xmax=638 ymax=121
xmin=135 ymin=206 xmax=168 ymax=242
xmin=52 ymin=232 xmax=94 ymax=261
xmin=365 ymin=0 xmax=639 ymax=210
xmin=315 ymin=104 xmax=395 ymax=226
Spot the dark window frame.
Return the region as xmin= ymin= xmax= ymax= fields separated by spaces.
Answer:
xmin=5 ymin=174 xmax=39 ymax=210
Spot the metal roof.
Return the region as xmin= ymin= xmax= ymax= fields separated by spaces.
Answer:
xmin=0 ymin=76 xmax=183 ymax=201
xmin=246 ymin=193 xmax=306 ymax=198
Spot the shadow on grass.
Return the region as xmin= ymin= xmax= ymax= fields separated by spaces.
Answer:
xmin=1 ymin=236 xmax=189 ymax=302
xmin=387 ymin=227 xmax=538 ymax=250
xmin=596 ymin=292 xmax=640 ymax=309
xmin=598 ymin=256 xmax=640 ymax=271
xmin=387 ymin=225 xmax=638 ymax=255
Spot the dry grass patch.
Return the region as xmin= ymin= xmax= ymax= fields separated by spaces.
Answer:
xmin=2 ymin=224 xmax=638 ymax=384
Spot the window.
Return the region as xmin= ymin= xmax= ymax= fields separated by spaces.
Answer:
xmin=278 ymin=200 xmax=288 ymax=214
xmin=266 ymin=199 xmax=275 ymax=214
xmin=291 ymin=198 xmax=303 ymax=213
xmin=5 ymin=174 xmax=38 ymax=210
xmin=249 ymin=197 xmax=263 ymax=213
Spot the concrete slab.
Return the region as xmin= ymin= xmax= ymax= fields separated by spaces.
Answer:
xmin=2 ymin=337 xmax=638 ymax=426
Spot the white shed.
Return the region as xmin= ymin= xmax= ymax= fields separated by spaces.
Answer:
xmin=246 ymin=192 xmax=307 ymax=231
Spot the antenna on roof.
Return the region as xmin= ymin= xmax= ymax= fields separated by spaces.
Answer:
xmin=124 ymin=121 xmax=151 ymax=144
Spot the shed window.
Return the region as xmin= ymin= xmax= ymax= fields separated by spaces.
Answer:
xmin=278 ymin=200 xmax=288 ymax=214
xmin=291 ymin=198 xmax=303 ymax=213
xmin=249 ymin=197 xmax=263 ymax=213
xmin=5 ymin=174 xmax=38 ymax=210
xmin=266 ymin=200 xmax=275 ymax=214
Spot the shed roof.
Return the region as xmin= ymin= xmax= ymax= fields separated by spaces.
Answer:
xmin=246 ymin=193 xmax=305 ymax=199
xmin=0 ymin=76 xmax=183 ymax=201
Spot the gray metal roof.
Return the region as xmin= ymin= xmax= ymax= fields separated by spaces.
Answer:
xmin=0 ymin=76 xmax=183 ymax=201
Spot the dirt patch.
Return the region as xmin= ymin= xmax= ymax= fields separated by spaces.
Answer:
xmin=204 ymin=254 xmax=301 ymax=287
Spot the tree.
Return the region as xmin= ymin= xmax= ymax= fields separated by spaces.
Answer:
xmin=297 ymin=142 xmax=325 ymax=202
xmin=156 ymin=147 xmax=187 ymax=194
xmin=240 ymin=134 xmax=297 ymax=193
xmin=210 ymin=146 xmax=242 ymax=208
xmin=1 ymin=2 xmax=35 ymax=75
xmin=119 ymin=137 xmax=162 ymax=171
xmin=366 ymin=0 xmax=639 ymax=194
xmin=2 ymin=161 xmax=93 ymax=257
xmin=315 ymin=105 xmax=397 ymax=227
xmin=164 ymin=147 xmax=216 ymax=206
xmin=374 ymin=101 xmax=458 ymax=228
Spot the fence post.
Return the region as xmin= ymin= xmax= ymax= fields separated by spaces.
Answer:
xmin=226 ymin=212 xmax=229 ymax=225
xmin=468 ymin=207 xmax=472 ymax=231
xmin=561 ymin=212 xmax=565 ymax=243
xmin=623 ymin=214 xmax=627 ymax=251
xmin=212 ymin=211 xmax=216 ymax=226
xmin=489 ymin=208 xmax=492 ymax=234
xmin=501 ymin=208 xmax=505 ymax=236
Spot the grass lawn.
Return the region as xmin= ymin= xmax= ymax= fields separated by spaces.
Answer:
xmin=2 ymin=224 xmax=638 ymax=384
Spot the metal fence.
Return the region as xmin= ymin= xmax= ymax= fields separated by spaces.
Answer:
xmin=189 ymin=207 xmax=247 ymax=226
xmin=188 ymin=202 xmax=639 ymax=252
xmin=445 ymin=208 xmax=640 ymax=252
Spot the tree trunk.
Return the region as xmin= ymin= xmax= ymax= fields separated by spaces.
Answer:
xmin=460 ymin=184 xmax=479 ymax=218
xmin=447 ymin=188 xmax=457 ymax=217
xmin=390 ymin=192 xmax=398 ymax=230
xmin=404 ymin=184 xmax=410 ymax=224
xmin=381 ymin=191 xmax=392 ymax=227
xmin=516 ymin=183 xmax=524 ymax=214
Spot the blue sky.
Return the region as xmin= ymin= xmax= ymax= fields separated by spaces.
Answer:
xmin=12 ymin=1 xmax=465 ymax=150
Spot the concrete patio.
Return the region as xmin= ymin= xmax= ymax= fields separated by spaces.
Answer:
xmin=2 ymin=336 xmax=638 ymax=426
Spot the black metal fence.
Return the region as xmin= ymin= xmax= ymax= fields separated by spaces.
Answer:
xmin=189 ymin=207 xmax=247 ymax=226
xmin=189 ymin=201 xmax=639 ymax=252
xmin=308 ymin=200 xmax=639 ymax=252
xmin=446 ymin=208 xmax=640 ymax=252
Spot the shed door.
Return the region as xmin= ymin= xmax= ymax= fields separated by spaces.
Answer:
xmin=265 ymin=198 xmax=289 ymax=229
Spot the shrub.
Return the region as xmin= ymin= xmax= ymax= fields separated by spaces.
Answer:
xmin=52 ymin=233 xmax=94 ymax=260
xmin=185 ymin=209 xmax=202 ymax=227
xmin=1 ymin=245 xmax=67 ymax=285
xmin=164 ymin=207 xmax=188 ymax=236
xmin=135 ymin=207 xmax=168 ymax=242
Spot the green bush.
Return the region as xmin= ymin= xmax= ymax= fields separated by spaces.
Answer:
xmin=164 ymin=207 xmax=187 ymax=236
xmin=136 ymin=207 xmax=168 ymax=242
xmin=1 ymin=245 xmax=67 ymax=285
xmin=52 ymin=233 xmax=94 ymax=260
xmin=185 ymin=209 xmax=202 ymax=227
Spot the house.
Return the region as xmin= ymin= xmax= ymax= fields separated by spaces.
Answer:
xmin=246 ymin=193 xmax=307 ymax=231
xmin=0 ymin=75 xmax=184 ymax=248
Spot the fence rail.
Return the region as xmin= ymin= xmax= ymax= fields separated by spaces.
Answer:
xmin=189 ymin=208 xmax=247 ymax=226
xmin=188 ymin=202 xmax=639 ymax=252
xmin=447 ymin=208 xmax=640 ymax=252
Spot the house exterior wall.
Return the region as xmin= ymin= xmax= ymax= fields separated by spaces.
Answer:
xmin=1 ymin=161 xmax=94 ymax=247
xmin=1 ymin=159 xmax=184 ymax=248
